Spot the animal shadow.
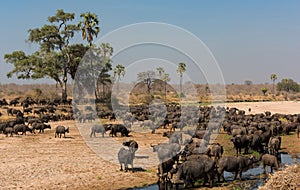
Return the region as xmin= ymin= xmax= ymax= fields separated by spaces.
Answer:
xmin=63 ymin=136 xmax=75 ymax=139
xmin=131 ymin=167 xmax=147 ymax=172
xmin=135 ymin=155 xmax=149 ymax=159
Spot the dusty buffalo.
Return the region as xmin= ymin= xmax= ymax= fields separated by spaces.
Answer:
xmin=118 ymin=147 xmax=134 ymax=172
xmin=205 ymin=143 xmax=224 ymax=160
xmin=261 ymin=154 xmax=279 ymax=174
xmin=268 ymin=136 xmax=281 ymax=155
xmin=55 ymin=125 xmax=69 ymax=138
xmin=217 ymin=155 xmax=258 ymax=182
xmin=163 ymin=131 xmax=183 ymax=145
xmin=90 ymin=125 xmax=106 ymax=138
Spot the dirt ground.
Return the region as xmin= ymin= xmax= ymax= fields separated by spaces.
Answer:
xmin=0 ymin=101 xmax=300 ymax=190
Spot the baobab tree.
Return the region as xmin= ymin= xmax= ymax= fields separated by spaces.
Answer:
xmin=177 ymin=62 xmax=186 ymax=97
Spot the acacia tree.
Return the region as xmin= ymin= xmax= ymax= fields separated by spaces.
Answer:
xmin=4 ymin=10 xmax=82 ymax=101
xmin=137 ymin=71 xmax=156 ymax=93
xmin=270 ymin=73 xmax=277 ymax=95
xmin=114 ymin=64 xmax=125 ymax=92
xmin=277 ymin=78 xmax=299 ymax=92
xmin=177 ymin=62 xmax=186 ymax=97
xmin=68 ymin=44 xmax=90 ymax=80
xmin=29 ymin=10 xmax=79 ymax=101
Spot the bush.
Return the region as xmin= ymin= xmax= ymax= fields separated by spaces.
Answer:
xmin=277 ymin=78 xmax=300 ymax=92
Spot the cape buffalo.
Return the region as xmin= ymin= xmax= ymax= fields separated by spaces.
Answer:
xmin=118 ymin=147 xmax=134 ymax=172
xmin=261 ymin=153 xmax=279 ymax=174
xmin=55 ymin=125 xmax=69 ymax=138
xmin=123 ymin=140 xmax=138 ymax=156
xmin=217 ymin=155 xmax=258 ymax=182
xmin=175 ymin=156 xmax=216 ymax=188
xmin=90 ymin=125 xmax=106 ymax=138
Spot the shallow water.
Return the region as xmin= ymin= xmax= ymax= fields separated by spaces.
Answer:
xmin=135 ymin=154 xmax=300 ymax=190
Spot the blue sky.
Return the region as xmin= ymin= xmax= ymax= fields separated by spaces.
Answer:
xmin=0 ymin=0 xmax=300 ymax=84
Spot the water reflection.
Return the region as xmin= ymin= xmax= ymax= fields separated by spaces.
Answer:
xmin=134 ymin=154 xmax=299 ymax=190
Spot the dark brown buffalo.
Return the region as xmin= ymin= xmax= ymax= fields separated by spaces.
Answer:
xmin=175 ymin=156 xmax=216 ymax=188
xmin=55 ymin=125 xmax=69 ymax=138
xmin=217 ymin=155 xmax=258 ymax=182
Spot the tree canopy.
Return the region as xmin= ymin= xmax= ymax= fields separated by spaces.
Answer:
xmin=277 ymin=78 xmax=299 ymax=92
xmin=4 ymin=9 xmax=113 ymax=101
xmin=137 ymin=70 xmax=156 ymax=93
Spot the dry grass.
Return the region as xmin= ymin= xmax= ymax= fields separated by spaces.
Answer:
xmin=1 ymin=83 xmax=300 ymax=103
xmin=259 ymin=164 xmax=300 ymax=190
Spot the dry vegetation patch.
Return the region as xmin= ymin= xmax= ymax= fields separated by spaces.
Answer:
xmin=259 ymin=164 xmax=300 ymax=190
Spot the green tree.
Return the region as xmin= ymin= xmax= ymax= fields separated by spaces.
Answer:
xmin=28 ymin=9 xmax=79 ymax=101
xmin=270 ymin=73 xmax=278 ymax=95
xmin=277 ymin=78 xmax=300 ymax=92
xmin=5 ymin=50 xmax=65 ymax=95
xmin=97 ymin=43 xmax=113 ymax=99
xmin=177 ymin=62 xmax=186 ymax=97
xmin=114 ymin=64 xmax=125 ymax=92
xmin=261 ymin=87 xmax=268 ymax=96
xmin=67 ymin=44 xmax=89 ymax=80
xmin=137 ymin=71 xmax=156 ymax=93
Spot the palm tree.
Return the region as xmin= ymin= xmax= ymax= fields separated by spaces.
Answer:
xmin=177 ymin=62 xmax=186 ymax=97
xmin=270 ymin=73 xmax=278 ymax=95
xmin=97 ymin=43 xmax=113 ymax=99
xmin=78 ymin=12 xmax=100 ymax=47
xmin=114 ymin=64 xmax=125 ymax=93
xmin=78 ymin=14 xmax=114 ymax=100
xmin=156 ymin=67 xmax=170 ymax=101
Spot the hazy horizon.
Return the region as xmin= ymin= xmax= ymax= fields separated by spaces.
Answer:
xmin=1 ymin=1 xmax=299 ymax=85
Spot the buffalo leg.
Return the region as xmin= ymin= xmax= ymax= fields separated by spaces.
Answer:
xmin=233 ymin=171 xmax=238 ymax=180
xmin=239 ymin=171 xmax=243 ymax=180
xmin=271 ymin=166 xmax=273 ymax=173
xmin=263 ymin=165 xmax=267 ymax=174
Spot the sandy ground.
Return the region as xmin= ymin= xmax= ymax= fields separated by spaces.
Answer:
xmin=224 ymin=101 xmax=300 ymax=114
xmin=0 ymin=101 xmax=300 ymax=190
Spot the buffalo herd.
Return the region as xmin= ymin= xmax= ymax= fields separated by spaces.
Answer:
xmin=1 ymin=97 xmax=300 ymax=189
xmin=113 ymin=103 xmax=299 ymax=189
xmin=0 ymin=97 xmax=72 ymax=138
